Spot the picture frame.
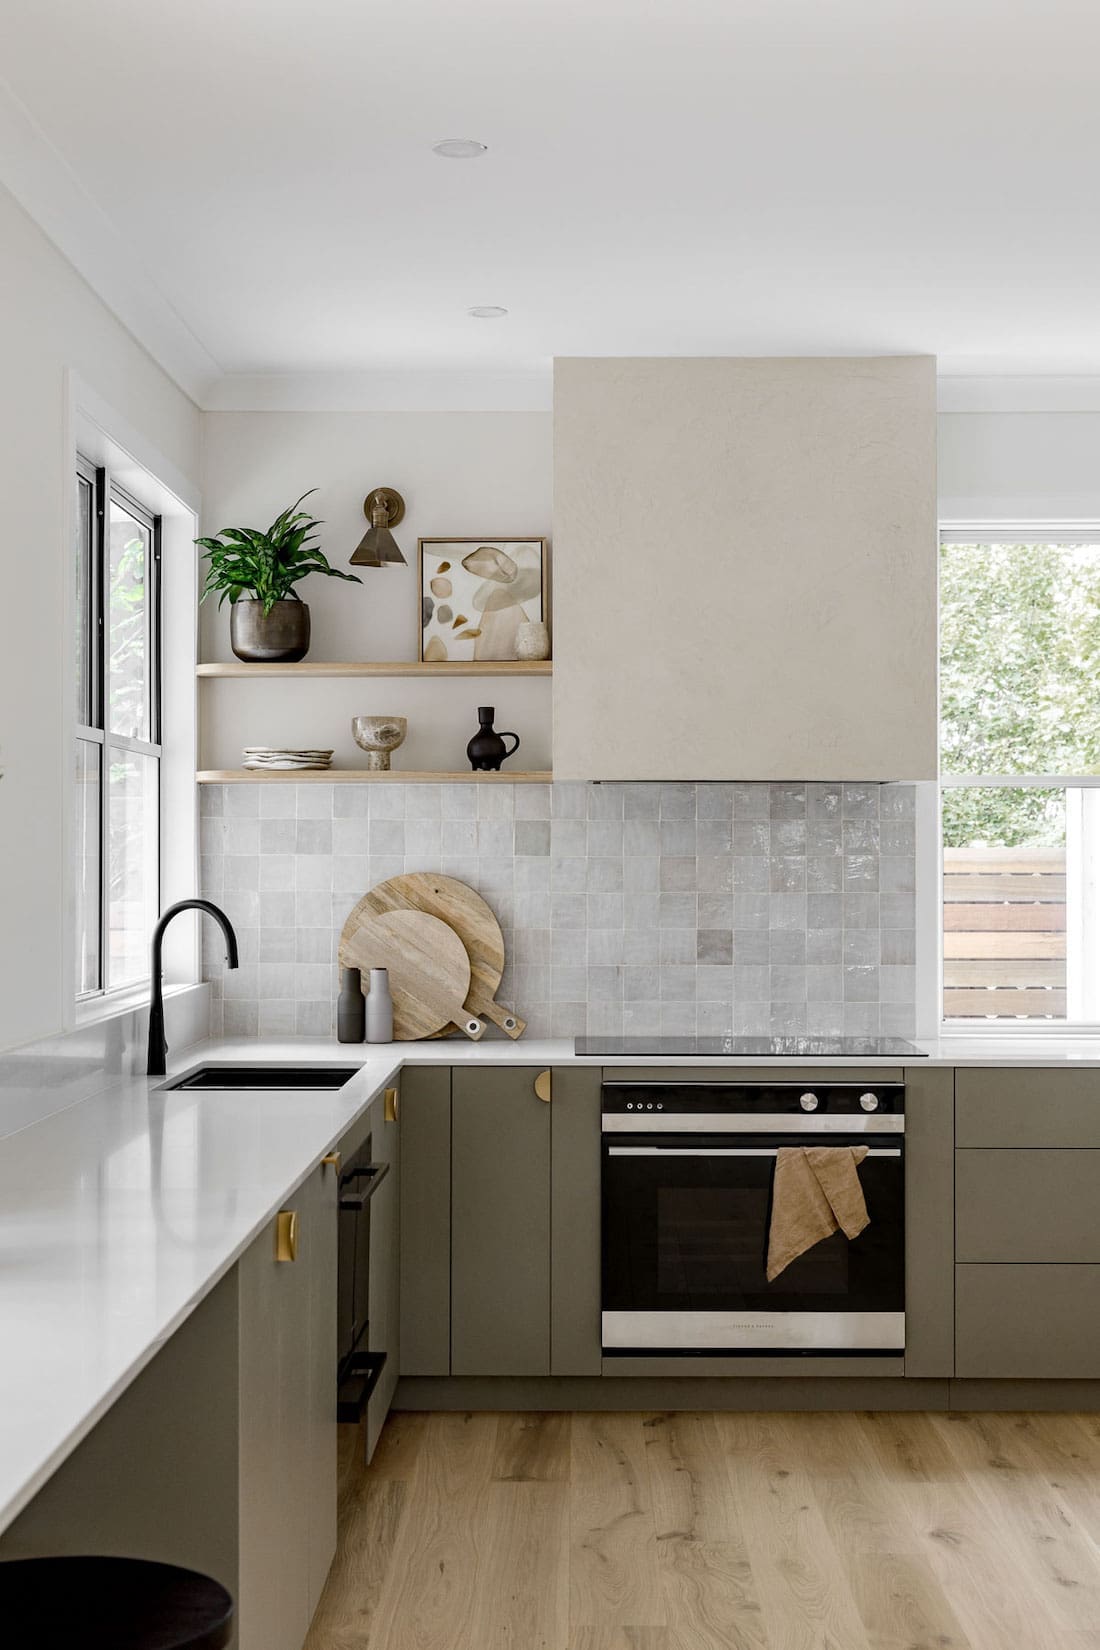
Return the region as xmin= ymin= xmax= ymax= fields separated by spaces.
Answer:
xmin=418 ymin=537 xmax=549 ymax=663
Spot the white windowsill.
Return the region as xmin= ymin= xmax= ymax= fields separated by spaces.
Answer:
xmin=73 ymin=979 xmax=206 ymax=1031
xmin=939 ymin=1021 xmax=1100 ymax=1040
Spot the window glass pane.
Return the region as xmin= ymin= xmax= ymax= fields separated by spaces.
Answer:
xmin=108 ymin=749 xmax=158 ymax=989
xmin=76 ymin=472 xmax=94 ymax=726
xmin=940 ymin=541 xmax=1100 ymax=776
xmin=109 ymin=499 xmax=151 ymax=741
xmin=943 ymin=786 xmax=1066 ymax=1021
xmin=75 ymin=740 xmax=101 ymax=994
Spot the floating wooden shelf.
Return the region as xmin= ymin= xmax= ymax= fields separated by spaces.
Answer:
xmin=196 ymin=660 xmax=552 ymax=678
xmin=197 ymin=769 xmax=553 ymax=785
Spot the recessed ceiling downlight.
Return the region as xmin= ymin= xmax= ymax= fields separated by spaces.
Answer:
xmin=432 ymin=139 xmax=488 ymax=159
xmin=467 ymin=305 xmax=508 ymax=319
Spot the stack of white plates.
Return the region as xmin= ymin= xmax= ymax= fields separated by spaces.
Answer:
xmin=242 ymin=747 xmax=334 ymax=771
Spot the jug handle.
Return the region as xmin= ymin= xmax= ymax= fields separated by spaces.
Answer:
xmin=500 ymin=731 xmax=521 ymax=760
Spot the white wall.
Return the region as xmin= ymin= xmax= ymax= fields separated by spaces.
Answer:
xmin=198 ymin=412 xmax=552 ymax=773
xmin=0 ymin=183 xmax=201 ymax=1052
xmin=939 ymin=411 xmax=1100 ymax=521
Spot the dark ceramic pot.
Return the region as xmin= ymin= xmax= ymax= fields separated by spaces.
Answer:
xmin=229 ymin=598 xmax=311 ymax=663
xmin=467 ymin=706 xmax=520 ymax=771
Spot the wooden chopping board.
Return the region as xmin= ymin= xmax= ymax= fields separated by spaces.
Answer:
xmin=339 ymin=909 xmax=484 ymax=1041
xmin=340 ymin=873 xmax=525 ymax=1039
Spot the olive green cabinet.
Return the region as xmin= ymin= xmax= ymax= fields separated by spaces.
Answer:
xmin=902 ymin=1065 xmax=955 ymax=1378
xmin=238 ymin=1160 xmax=338 ymax=1650
xmin=550 ymin=1066 xmax=602 ymax=1375
xmin=451 ymin=1067 xmax=552 ymax=1376
xmin=399 ymin=1067 xmax=452 ymax=1376
xmin=399 ymin=1065 xmax=602 ymax=1381
xmin=955 ymin=1067 xmax=1100 ymax=1379
xmin=956 ymin=1266 xmax=1100 ymax=1379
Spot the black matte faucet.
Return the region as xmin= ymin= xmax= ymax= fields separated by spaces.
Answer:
xmin=148 ymin=899 xmax=239 ymax=1077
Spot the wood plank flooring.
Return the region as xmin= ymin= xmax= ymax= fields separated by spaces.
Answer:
xmin=303 ymin=1410 xmax=1100 ymax=1650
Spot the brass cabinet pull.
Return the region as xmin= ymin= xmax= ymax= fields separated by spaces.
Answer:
xmin=322 ymin=1152 xmax=341 ymax=1171
xmin=275 ymin=1210 xmax=299 ymax=1263
xmin=534 ymin=1070 xmax=552 ymax=1104
xmin=384 ymin=1087 xmax=399 ymax=1123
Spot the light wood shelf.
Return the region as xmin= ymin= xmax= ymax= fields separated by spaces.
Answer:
xmin=197 ymin=769 xmax=553 ymax=785
xmin=196 ymin=660 xmax=552 ymax=679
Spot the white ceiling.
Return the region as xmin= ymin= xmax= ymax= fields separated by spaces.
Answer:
xmin=4 ymin=0 xmax=1100 ymax=401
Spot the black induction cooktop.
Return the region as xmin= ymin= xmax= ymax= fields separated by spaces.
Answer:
xmin=573 ymin=1035 xmax=926 ymax=1058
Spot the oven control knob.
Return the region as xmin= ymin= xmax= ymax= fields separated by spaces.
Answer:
xmin=799 ymin=1092 xmax=819 ymax=1112
xmin=859 ymin=1092 xmax=879 ymax=1112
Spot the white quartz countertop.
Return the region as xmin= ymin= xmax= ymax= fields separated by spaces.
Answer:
xmin=0 ymin=1044 xmax=405 ymax=1537
xmin=195 ymin=1033 xmax=1100 ymax=1069
xmin=5 ymin=1028 xmax=1100 ymax=1538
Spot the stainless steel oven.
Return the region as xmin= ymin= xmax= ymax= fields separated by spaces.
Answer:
xmin=601 ymin=1079 xmax=905 ymax=1355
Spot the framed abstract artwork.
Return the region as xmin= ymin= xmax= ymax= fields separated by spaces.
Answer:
xmin=418 ymin=537 xmax=548 ymax=662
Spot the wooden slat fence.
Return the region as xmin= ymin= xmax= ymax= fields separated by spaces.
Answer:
xmin=943 ymin=846 xmax=1067 ymax=1018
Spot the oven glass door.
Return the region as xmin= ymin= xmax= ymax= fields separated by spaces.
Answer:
xmin=602 ymin=1132 xmax=904 ymax=1353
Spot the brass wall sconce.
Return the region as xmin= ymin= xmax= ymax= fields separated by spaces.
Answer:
xmin=351 ymin=487 xmax=407 ymax=567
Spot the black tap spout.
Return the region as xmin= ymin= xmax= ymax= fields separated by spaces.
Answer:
xmin=148 ymin=899 xmax=239 ymax=1077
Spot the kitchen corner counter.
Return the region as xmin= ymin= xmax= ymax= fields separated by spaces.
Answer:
xmin=5 ymin=1032 xmax=1100 ymax=1539
xmin=0 ymin=1043 xmax=404 ymax=1538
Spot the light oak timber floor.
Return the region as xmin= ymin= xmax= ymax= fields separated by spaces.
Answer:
xmin=303 ymin=1409 xmax=1100 ymax=1650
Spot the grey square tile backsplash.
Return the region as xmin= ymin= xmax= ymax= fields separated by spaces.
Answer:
xmin=200 ymin=781 xmax=917 ymax=1040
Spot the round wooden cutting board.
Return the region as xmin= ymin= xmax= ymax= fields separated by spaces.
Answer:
xmin=339 ymin=908 xmax=484 ymax=1041
xmin=339 ymin=873 xmax=525 ymax=1038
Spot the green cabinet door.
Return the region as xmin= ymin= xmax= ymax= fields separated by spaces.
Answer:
xmin=238 ymin=1166 xmax=334 ymax=1650
xmin=451 ymin=1066 xmax=551 ymax=1376
xmin=399 ymin=1067 xmax=452 ymax=1377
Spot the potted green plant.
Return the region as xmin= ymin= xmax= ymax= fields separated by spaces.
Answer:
xmin=195 ymin=491 xmax=360 ymax=662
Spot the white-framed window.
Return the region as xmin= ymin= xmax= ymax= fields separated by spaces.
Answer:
xmin=939 ymin=525 xmax=1100 ymax=1029
xmin=75 ymin=456 xmax=163 ymax=999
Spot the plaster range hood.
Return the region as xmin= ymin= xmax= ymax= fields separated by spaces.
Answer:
xmin=551 ymin=355 xmax=938 ymax=784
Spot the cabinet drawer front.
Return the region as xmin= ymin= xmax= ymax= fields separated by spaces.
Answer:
xmin=956 ymin=1149 xmax=1100 ymax=1262
xmin=957 ymin=1264 xmax=1100 ymax=1378
xmin=956 ymin=1069 xmax=1100 ymax=1147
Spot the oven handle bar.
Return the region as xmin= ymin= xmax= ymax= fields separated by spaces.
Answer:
xmin=606 ymin=1146 xmax=902 ymax=1158
xmin=603 ymin=1113 xmax=903 ymax=1133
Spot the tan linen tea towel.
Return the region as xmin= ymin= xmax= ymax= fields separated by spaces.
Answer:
xmin=766 ymin=1145 xmax=870 ymax=1282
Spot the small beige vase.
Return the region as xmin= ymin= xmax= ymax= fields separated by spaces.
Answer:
xmin=514 ymin=621 xmax=551 ymax=661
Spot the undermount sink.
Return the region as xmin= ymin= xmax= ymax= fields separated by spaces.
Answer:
xmin=160 ymin=1064 xmax=362 ymax=1092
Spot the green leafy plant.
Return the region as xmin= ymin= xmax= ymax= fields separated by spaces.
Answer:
xmin=195 ymin=491 xmax=360 ymax=616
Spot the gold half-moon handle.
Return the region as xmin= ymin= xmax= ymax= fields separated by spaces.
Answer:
xmin=384 ymin=1087 xmax=399 ymax=1123
xmin=534 ymin=1070 xmax=551 ymax=1104
xmin=275 ymin=1210 xmax=300 ymax=1263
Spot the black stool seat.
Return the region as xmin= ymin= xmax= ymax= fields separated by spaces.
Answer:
xmin=0 ymin=1555 xmax=234 ymax=1649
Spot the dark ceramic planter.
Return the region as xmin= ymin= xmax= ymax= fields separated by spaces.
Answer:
xmin=229 ymin=598 xmax=311 ymax=663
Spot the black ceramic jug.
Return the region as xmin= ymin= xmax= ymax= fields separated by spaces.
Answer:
xmin=466 ymin=706 xmax=520 ymax=771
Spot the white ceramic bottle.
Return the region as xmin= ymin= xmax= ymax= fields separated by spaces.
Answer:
xmin=365 ymin=966 xmax=394 ymax=1043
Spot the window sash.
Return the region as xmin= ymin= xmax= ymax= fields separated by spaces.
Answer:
xmin=76 ymin=458 xmax=163 ymax=1000
xmin=939 ymin=526 xmax=1100 ymax=1031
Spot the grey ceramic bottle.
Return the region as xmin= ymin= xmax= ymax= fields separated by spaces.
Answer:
xmin=366 ymin=967 xmax=394 ymax=1043
xmin=337 ymin=966 xmax=365 ymax=1043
